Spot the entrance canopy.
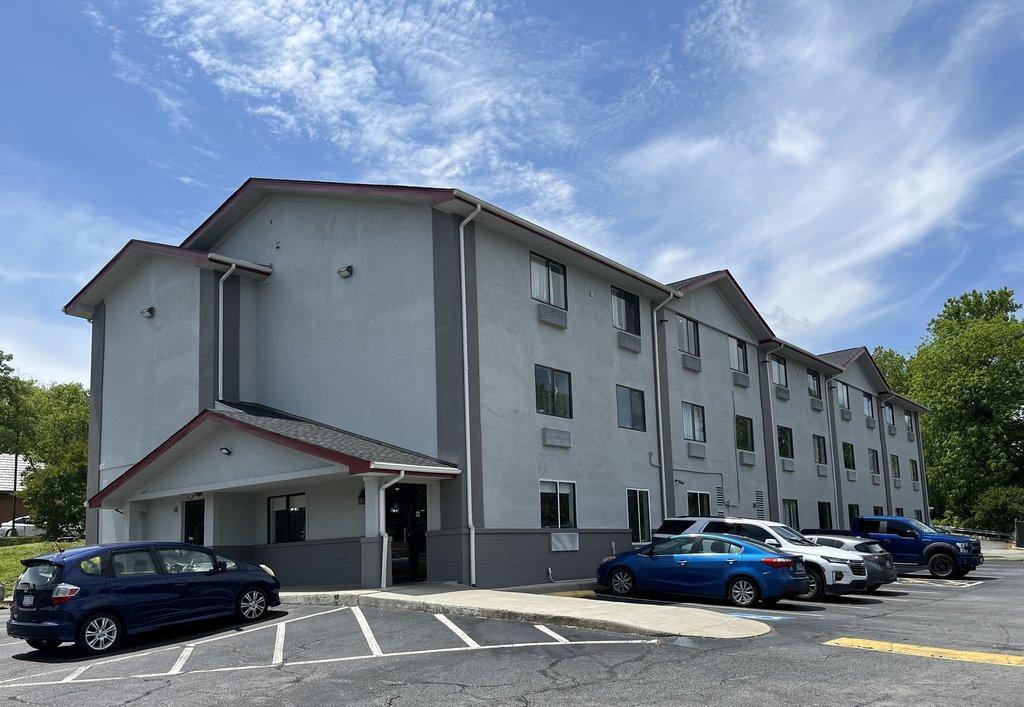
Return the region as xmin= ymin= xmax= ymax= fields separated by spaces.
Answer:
xmin=90 ymin=402 xmax=460 ymax=509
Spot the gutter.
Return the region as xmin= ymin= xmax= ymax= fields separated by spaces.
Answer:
xmin=459 ymin=203 xmax=482 ymax=586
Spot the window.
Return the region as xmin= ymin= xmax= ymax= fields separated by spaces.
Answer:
xmin=611 ymin=286 xmax=640 ymax=336
xmin=836 ymin=382 xmax=850 ymax=410
xmin=704 ymin=521 xmax=773 ymax=544
xmin=895 ymin=506 xmax=905 ymax=517
xmin=873 ymin=506 xmax=884 ymax=516
xmin=687 ymin=491 xmax=711 ymax=516
xmin=658 ymin=518 xmax=697 ymax=534
xmin=530 ymin=253 xmax=566 ymax=309
xmin=697 ymin=538 xmax=743 ymax=554
xmin=735 ymin=416 xmax=755 ymax=452
xmin=678 ymin=317 xmax=700 ymax=356
xmin=910 ymin=459 xmax=920 ymax=482
xmin=626 ymin=489 xmax=651 ymax=543
xmin=890 ymin=454 xmax=901 ymax=479
xmin=112 ymin=550 xmax=158 ymax=577
xmin=535 ymin=364 xmax=572 ymax=418
xmin=883 ymin=403 xmax=895 ymax=425
xmin=616 ymin=385 xmax=646 ymax=431
xmin=813 ymin=435 xmax=828 ymax=465
xmin=868 ymin=449 xmax=880 ymax=474
xmin=269 ymin=493 xmax=307 ymax=544
xmin=681 ymin=402 xmax=706 ymax=442
xmin=78 ymin=556 xmax=102 ymax=576
xmin=914 ymin=510 xmax=924 ymax=521
xmin=782 ymin=499 xmax=800 ymax=529
xmin=817 ymin=502 xmax=833 ymax=529
xmin=863 ymin=393 xmax=874 ymax=418
xmin=777 ymin=426 xmax=794 ymax=459
xmin=848 ymin=504 xmax=860 ymax=527
xmin=652 ymin=536 xmax=700 ymax=556
xmin=540 ymin=481 xmax=576 ymax=529
xmin=157 ymin=547 xmax=215 ymax=574
xmin=842 ymin=442 xmax=856 ymax=470
xmin=904 ymin=410 xmax=914 ymax=434
xmin=729 ymin=337 xmax=748 ymax=373
xmin=770 ymin=355 xmax=788 ymax=387
xmin=807 ymin=369 xmax=821 ymax=399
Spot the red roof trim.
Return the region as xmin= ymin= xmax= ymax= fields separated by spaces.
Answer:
xmin=180 ymin=178 xmax=457 ymax=249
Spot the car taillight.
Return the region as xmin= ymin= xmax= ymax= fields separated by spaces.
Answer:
xmin=51 ymin=583 xmax=80 ymax=605
xmin=761 ymin=557 xmax=794 ymax=568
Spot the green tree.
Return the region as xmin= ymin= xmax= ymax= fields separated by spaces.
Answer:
xmin=907 ymin=290 xmax=1024 ymax=520
xmin=22 ymin=383 xmax=90 ymax=538
xmin=871 ymin=346 xmax=911 ymax=395
xmin=970 ymin=486 xmax=1024 ymax=532
xmin=0 ymin=349 xmax=39 ymax=527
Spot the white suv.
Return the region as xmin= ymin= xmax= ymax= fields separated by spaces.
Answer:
xmin=654 ymin=517 xmax=867 ymax=600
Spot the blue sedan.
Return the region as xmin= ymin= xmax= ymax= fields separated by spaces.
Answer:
xmin=6 ymin=542 xmax=281 ymax=654
xmin=597 ymin=533 xmax=810 ymax=607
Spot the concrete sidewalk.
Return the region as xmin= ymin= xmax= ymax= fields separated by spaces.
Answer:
xmin=980 ymin=540 xmax=1024 ymax=561
xmin=279 ymin=583 xmax=769 ymax=639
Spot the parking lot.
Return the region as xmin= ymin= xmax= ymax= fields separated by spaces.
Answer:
xmin=2 ymin=563 xmax=1024 ymax=704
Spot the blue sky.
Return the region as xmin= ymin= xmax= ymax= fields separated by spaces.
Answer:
xmin=3 ymin=0 xmax=1023 ymax=385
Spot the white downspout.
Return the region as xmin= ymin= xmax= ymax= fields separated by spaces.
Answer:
xmin=762 ymin=341 xmax=785 ymax=521
xmin=652 ymin=290 xmax=678 ymax=519
xmin=217 ymin=263 xmax=237 ymax=402
xmin=459 ymin=204 xmax=482 ymax=586
xmin=379 ymin=471 xmax=405 ymax=589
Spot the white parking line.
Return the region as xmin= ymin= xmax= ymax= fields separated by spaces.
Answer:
xmin=533 ymin=625 xmax=569 ymax=643
xmin=351 ymin=607 xmax=382 ymax=657
xmin=61 ymin=665 xmax=90 ymax=683
xmin=434 ymin=614 xmax=480 ymax=648
xmin=272 ymin=623 xmax=286 ymax=665
xmin=169 ymin=646 xmax=195 ymax=674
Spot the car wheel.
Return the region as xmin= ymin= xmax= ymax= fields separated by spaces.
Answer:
xmin=796 ymin=566 xmax=825 ymax=601
xmin=865 ymin=584 xmax=881 ymax=593
xmin=5 ymin=529 xmax=16 ymax=538
xmin=727 ymin=577 xmax=760 ymax=608
xmin=928 ymin=553 xmax=957 ymax=579
xmin=76 ymin=613 xmax=120 ymax=655
xmin=608 ymin=568 xmax=635 ymax=597
xmin=25 ymin=639 xmax=60 ymax=651
xmin=237 ymin=587 xmax=269 ymax=621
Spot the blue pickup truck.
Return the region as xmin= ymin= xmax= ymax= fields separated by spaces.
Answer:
xmin=802 ymin=515 xmax=983 ymax=579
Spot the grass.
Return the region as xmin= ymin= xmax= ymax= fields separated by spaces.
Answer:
xmin=0 ymin=539 xmax=85 ymax=592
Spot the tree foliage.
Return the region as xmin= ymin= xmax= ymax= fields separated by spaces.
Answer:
xmin=871 ymin=346 xmax=911 ymax=395
xmin=970 ymin=486 xmax=1024 ymax=532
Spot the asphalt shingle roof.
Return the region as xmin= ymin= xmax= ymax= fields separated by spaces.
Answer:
xmin=666 ymin=270 xmax=728 ymax=292
xmin=0 ymin=454 xmax=30 ymax=492
xmin=817 ymin=347 xmax=865 ymax=370
xmin=216 ymin=402 xmax=457 ymax=470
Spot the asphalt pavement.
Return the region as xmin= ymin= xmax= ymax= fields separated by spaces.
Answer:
xmin=1 ymin=562 xmax=1023 ymax=705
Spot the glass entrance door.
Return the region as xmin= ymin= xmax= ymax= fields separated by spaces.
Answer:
xmin=183 ymin=498 xmax=205 ymax=544
xmin=385 ymin=484 xmax=427 ymax=583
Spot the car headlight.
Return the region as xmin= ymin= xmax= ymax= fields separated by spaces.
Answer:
xmin=259 ymin=563 xmax=276 ymax=578
xmin=822 ymin=556 xmax=853 ymax=565
xmin=956 ymin=542 xmax=969 ymax=553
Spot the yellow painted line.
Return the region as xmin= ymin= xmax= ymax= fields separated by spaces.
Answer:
xmin=825 ymin=637 xmax=1024 ymax=667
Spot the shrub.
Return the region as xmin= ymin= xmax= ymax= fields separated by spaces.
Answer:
xmin=971 ymin=486 xmax=1024 ymax=532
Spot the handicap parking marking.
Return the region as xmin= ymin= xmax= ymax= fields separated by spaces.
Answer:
xmin=729 ymin=612 xmax=792 ymax=622
xmin=533 ymin=624 xmax=570 ymax=643
xmin=350 ymin=606 xmax=383 ymax=656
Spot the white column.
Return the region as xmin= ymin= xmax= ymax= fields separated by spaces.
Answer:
xmin=363 ymin=477 xmax=380 ymax=537
xmin=126 ymin=502 xmax=146 ymax=541
xmin=204 ymin=493 xmax=218 ymax=546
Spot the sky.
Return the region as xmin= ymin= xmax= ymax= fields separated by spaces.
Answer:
xmin=2 ymin=0 xmax=1024 ymax=386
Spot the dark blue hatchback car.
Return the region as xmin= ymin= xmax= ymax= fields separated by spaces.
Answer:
xmin=6 ymin=542 xmax=281 ymax=654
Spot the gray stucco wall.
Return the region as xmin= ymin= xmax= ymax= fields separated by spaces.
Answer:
xmin=250 ymin=537 xmax=363 ymax=588
xmin=85 ymin=302 xmax=105 ymax=544
xmin=98 ymin=256 xmax=202 ymax=541
xmin=665 ymin=284 xmax=769 ymax=520
xmin=473 ymin=529 xmax=631 ymax=588
xmin=471 ymin=223 xmax=664 ymax=533
xmin=885 ymin=402 xmax=927 ymax=517
xmin=764 ymin=354 xmax=837 ymax=529
xmin=831 ymin=360 xmax=893 ymax=525
xmin=213 ymin=196 xmax=439 ymax=457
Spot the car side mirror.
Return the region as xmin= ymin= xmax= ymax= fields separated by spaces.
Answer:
xmin=216 ymin=560 xmax=228 ymax=571
xmin=765 ymin=538 xmax=780 ymax=547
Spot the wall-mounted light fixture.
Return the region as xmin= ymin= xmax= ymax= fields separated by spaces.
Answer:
xmin=219 ymin=447 xmax=231 ymax=455
xmin=357 ymin=489 xmax=365 ymax=506
xmin=337 ymin=265 xmax=354 ymax=279
xmin=140 ymin=306 xmax=155 ymax=318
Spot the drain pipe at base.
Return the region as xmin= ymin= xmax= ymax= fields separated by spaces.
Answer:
xmin=379 ymin=471 xmax=405 ymax=589
xmin=459 ymin=203 xmax=482 ymax=586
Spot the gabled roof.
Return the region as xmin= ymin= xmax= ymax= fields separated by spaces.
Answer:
xmin=818 ymin=346 xmax=929 ymax=412
xmin=761 ymin=338 xmax=843 ymax=374
xmin=62 ymin=240 xmax=272 ymax=319
xmin=89 ymin=402 xmax=459 ymax=509
xmin=0 ymin=454 xmax=32 ymax=492
xmin=667 ymin=269 xmax=775 ymax=340
xmin=818 ymin=347 xmax=864 ymax=370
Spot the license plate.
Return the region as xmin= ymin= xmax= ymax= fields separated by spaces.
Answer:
xmin=21 ymin=595 xmax=33 ymax=607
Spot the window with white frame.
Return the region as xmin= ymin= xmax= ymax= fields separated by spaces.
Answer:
xmin=890 ymin=454 xmax=901 ymax=478
xmin=729 ymin=337 xmax=748 ymax=373
xmin=910 ymin=459 xmax=919 ymax=482
xmin=883 ymin=403 xmax=895 ymax=425
xmin=535 ymin=364 xmax=572 ymax=418
xmin=869 ymin=448 xmax=880 ymax=474
xmin=682 ymin=402 xmax=706 ymax=442
xmin=863 ymin=392 xmax=874 ymax=418
xmin=540 ymin=481 xmax=576 ymax=529
xmin=904 ymin=410 xmax=914 ymax=433
xmin=770 ymin=355 xmax=788 ymax=387
xmin=836 ymin=382 xmax=850 ymax=410
xmin=782 ymin=499 xmax=800 ymax=530
xmin=687 ymin=491 xmax=711 ymax=516
xmin=813 ymin=434 xmax=828 ymax=465
xmin=807 ymin=369 xmax=821 ymax=399
xmin=678 ymin=317 xmax=700 ymax=356
xmin=611 ymin=286 xmax=641 ymax=336
xmin=626 ymin=488 xmax=651 ymax=543
xmin=616 ymin=385 xmax=646 ymax=431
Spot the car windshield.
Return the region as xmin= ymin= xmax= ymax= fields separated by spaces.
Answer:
xmin=18 ymin=561 xmax=61 ymax=588
xmin=905 ymin=518 xmax=938 ymax=534
xmin=732 ymin=536 xmax=786 ymax=555
xmin=773 ymin=525 xmax=816 ymax=546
